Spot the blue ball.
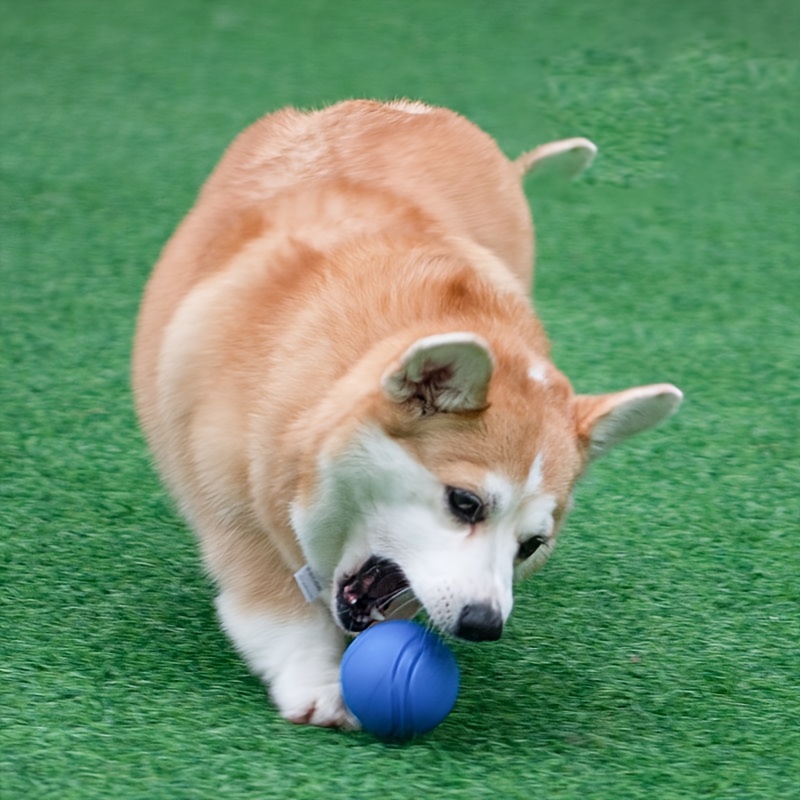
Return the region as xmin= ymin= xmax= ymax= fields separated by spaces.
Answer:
xmin=340 ymin=620 xmax=460 ymax=741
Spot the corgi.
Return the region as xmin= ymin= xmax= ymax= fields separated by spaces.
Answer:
xmin=132 ymin=100 xmax=682 ymax=728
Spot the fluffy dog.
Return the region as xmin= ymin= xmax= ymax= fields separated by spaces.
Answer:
xmin=132 ymin=100 xmax=681 ymax=727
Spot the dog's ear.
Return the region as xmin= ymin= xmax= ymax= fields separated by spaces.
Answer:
xmin=574 ymin=384 xmax=683 ymax=460
xmin=515 ymin=137 xmax=597 ymax=181
xmin=382 ymin=332 xmax=494 ymax=414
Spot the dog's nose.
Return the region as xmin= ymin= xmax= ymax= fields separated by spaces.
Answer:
xmin=455 ymin=603 xmax=504 ymax=641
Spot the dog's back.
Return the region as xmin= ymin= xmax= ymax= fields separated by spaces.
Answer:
xmin=196 ymin=99 xmax=534 ymax=282
xmin=134 ymin=101 xmax=532 ymax=397
xmin=132 ymin=101 xmax=540 ymax=498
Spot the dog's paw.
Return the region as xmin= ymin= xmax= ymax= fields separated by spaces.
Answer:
xmin=215 ymin=592 xmax=356 ymax=729
xmin=271 ymin=674 xmax=359 ymax=730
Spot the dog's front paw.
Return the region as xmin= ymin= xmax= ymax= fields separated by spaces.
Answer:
xmin=271 ymin=672 xmax=359 ymax=730
xmin=215 ymin=592 xmax=357 ymax=729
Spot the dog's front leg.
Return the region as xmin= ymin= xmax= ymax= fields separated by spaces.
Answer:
xmin=215 ymin=589 xmax=356 ymax=728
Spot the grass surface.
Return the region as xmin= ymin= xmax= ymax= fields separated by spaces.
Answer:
xmin=1 ymin=1 xmax=798 ymax=798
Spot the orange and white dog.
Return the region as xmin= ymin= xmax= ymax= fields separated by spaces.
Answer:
xmin=132 ymin=100 xmax=681 ymax=728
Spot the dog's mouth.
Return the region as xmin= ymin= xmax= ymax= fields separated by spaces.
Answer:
xmin=336 ymin=556 xmax=413 ymax=633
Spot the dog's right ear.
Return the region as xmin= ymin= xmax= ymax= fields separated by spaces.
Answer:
xmin=381 ymin=332 xmax=494 ymax=415
xmin=515 ymin=137 xmax=597 ymax=181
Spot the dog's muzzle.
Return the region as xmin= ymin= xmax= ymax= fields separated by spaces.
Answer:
xmin=336 ymin=556 xmax=412 ymax=633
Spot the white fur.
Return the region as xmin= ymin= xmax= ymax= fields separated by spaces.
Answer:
xmin=293 ymin=428 xmax=561 ymax=635
xmin=388 ymin=100 xmax=432 ymax=115
xmin=524 ymin=453 xmax=544 ymax=496
xmin=527 ymin=362 xmax=549 ymax=385
xmin=215 ymin=591 xmax=355 ymax=728
xmin=488 ymin=459 xmax=559 ymax=580
xmin=519 ymin=494 xmax=557 ymax=539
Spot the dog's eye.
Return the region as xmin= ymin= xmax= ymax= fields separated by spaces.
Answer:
xmin=446 ymin=487 xmax=486 ymax=524
xmin=517 ymin=535 xmax=547 ymax=561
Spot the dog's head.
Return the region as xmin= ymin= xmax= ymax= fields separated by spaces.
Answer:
xmin=291 ymin=332 xmax=681 ymax=641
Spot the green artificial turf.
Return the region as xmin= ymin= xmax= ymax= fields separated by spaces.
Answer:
xmin=1 ymin=1 xmax=798 ymax=798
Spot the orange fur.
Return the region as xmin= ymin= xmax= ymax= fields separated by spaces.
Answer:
xmin=132 ymin=100 xmax=681 ymax=726
xmin=134 ymin=101 xmax=537 ymax=580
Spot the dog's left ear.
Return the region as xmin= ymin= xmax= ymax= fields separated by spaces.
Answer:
xmin=382 ymin=332 xmax=494 ymax=414
xmin=574 ymin=384 xmax=683 ymax=460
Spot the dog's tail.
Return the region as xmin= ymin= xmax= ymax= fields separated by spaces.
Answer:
xmin=514 ymin=137 xmax=597 ymax=181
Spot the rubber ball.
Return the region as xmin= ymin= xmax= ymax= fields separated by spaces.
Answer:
xmin=340 ymin=620 xmax=460 ymax=741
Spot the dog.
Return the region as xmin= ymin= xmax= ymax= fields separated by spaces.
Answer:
xmin=132 ymin=99 xmax=682 ymax=728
